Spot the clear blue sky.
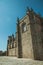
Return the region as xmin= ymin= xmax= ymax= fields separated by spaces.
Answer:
xmin=0 ymin=0 xmax=43 ymax=51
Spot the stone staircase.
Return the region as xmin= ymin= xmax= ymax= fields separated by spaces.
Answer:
xmin=0 ymin=56 xmax=43 ymax=65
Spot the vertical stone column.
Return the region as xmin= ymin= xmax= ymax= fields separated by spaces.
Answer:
xmin=12 ymin=34 xmax=14 ymax=48
xmin=7 ymin=40 xmax=9 ymax=56
xmin=17 ymin=17 xmax=22 ymax=58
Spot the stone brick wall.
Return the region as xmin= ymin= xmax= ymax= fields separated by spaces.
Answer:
xmin=7 ymin=35 xmax=17 ymax=56
xmin=29 ymin=14 xmax=43 ymax=60
xmin=17 ymin=12 xmax=43 ymax=60
xmin=17 ymin=15 xmax=34 ymax=59
xmin=8 ymin=48 xmax=16 ymax=56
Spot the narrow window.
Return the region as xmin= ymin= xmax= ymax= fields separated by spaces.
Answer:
xmin=22 ymin=23 xmax=26 ymax=33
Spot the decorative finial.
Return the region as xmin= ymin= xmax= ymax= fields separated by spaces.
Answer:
xmin=17 ymin=17 xmax=19 ymax=24
xmin=26 ymin=6 xmax=30 ymax=15
xmin=31 ymin=8 xmax=33 ymax=12
xmin=26 ymin=6 xmax=30 ymax=12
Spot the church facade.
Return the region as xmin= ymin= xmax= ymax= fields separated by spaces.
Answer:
xmin=7 ymin=8 xmax=43 ymax=60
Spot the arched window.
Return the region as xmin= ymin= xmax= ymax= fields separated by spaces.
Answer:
xmin=22 ymin=23 xmax=26 ymax=33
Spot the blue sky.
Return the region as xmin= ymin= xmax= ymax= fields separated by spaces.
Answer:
xmin=0 ymin=0 xmax=43 ymax=51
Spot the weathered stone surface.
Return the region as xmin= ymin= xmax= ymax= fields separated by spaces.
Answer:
xmin=0 ymin=56 xmax=43 ymax=65
xmin=7 ymin=9 xmax=43 ymax=60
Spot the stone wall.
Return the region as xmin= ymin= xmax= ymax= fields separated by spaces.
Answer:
xmin=17 ymin=12 xmax=43 ymax=60
xmin=29 ymin=14 xmax=43 ymax=60
xmin=8 ymin=48 xmax=16 ymax=56
xmin=7 ymin=35 xmax=17 ymax=56
xmin=17 ymin=15 xmax=34 ymax=59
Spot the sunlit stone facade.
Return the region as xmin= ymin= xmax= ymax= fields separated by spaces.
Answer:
xmin=7 ymin=8 xmax=43 ymax=60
